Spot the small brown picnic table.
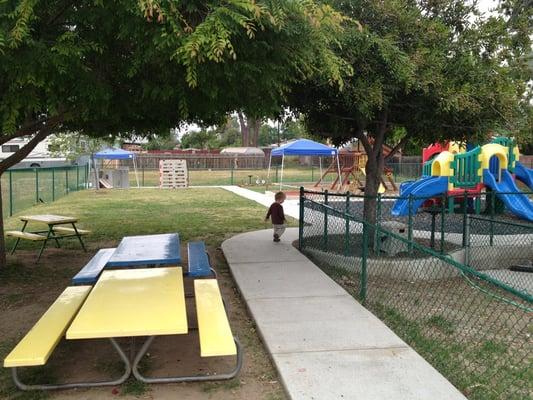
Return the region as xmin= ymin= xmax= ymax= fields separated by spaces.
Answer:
xmin=7 ymin=214 xmax=89 ymax=261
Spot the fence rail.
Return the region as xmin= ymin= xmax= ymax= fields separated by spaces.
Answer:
xmin=1 ymin=165 xmax=89 ymax=218
xmin=299 ymin=188 xmax=532 ymax=400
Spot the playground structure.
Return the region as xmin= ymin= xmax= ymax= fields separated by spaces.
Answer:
xmin=314 ymin=149 xmax=397 ymax=193
xmin=392 ymin=137 xmax=533 ymax=221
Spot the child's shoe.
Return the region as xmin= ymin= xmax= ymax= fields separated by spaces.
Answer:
xmin=273 ymin=234 xmax=280 ymax=242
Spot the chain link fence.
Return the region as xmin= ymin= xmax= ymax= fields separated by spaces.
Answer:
xmin=0 ymin=165 xmax=89 ymax=218
xmin=299 ymin=188 xmax=532 ymax=400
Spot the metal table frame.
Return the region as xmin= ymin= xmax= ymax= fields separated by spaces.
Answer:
xmin=10 ymin=338 xmax=131 ymax=391
xmin=132 ymin=335 xmax=243 ymax=384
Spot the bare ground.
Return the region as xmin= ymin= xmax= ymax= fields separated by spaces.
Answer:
xmin=0 ymin=244 xmax=286 ymax=400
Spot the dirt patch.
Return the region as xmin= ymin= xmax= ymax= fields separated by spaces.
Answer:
xmin=0 ymin=246 xmax=286 ymax=400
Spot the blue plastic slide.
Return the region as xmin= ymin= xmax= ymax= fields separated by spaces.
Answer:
xmin=482 ymin=169 xmax=533 ymax=222
xmin=391 ymin=176 xmax=449 ymax=216
xmin=514 ymin=162 xmax=533 ymax=191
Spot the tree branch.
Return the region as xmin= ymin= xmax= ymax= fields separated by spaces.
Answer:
xmin=0 ymin=115 xmax=64 ymax=146
xmin=385 ymin=136 xmax=409 ymax=161
xmin=0 ymin=118 xmax=63 ymax=172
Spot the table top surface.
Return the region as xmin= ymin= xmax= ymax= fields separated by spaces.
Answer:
xmin=66 ymin=267 xmax=187 ymax=339
xmin=19 ymin=214 xmax=78 ymax=224
xmin=106 ymin=233 xmax=181 ymax=267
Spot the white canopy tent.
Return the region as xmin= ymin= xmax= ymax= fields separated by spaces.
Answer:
xmin=267 ymin=139 xmax=341 ymax=190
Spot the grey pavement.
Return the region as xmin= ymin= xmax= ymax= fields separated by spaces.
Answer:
xmin=222 ymin=228 xmax=467 ymax=400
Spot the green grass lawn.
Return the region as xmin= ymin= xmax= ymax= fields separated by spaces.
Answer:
xmin=4 ymin=188 xmax=295 ymax=250
xmin=0 ymin=187 xmax=293 ymax=400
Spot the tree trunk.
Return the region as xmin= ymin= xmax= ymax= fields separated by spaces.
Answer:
xmin=237 ymin=112 xmax=249 ymax=147
xmin=250 ymin=118 xmax=261 ymax=147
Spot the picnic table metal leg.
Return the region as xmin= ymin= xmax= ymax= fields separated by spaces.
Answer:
xmin=49 ymin=228 xmax=61 ymax=248
xmin=71 ymin=222 xmax=87 ymax=252
xmin=36 ymin=226 xmax=53 ymax=262
xmin=132 ymin=336 xmax=243 ymax=383
xmin=10 ymin=221 xmax=28 ymax=255
xmin=10 ymin=338 xmax=131 ymax=391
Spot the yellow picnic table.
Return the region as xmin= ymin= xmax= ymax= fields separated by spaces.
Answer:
xmin=67 ymin=266 xmax=240 ymax=384
xmin=7 ymin=214 xmax=89 ymax=261
xmin=3 ymin=266 xmax=241 ymax=390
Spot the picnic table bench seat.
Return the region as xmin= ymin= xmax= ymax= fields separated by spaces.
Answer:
xmin=3 ymin=285 xmax=131 ymax=390
xmin=51 ymin=227 xmax=91 ymax=235
xmin=194 ymin=279 xmax=237 ymax=357
xmin=132 ymin=277 xmax=242 ymax=384
xmin=187 ymin=241 xmax=215 ymax=278
xmin=72 ymin=248 xmax=116 ymax=285
xmin=6 ymin=231 xmax=47 ymax=241
xmin=4 ymin=286 xmax=91 ymax=369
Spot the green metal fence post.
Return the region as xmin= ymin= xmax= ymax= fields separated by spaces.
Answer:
xmin=299 ymin=187 xmax=305 ymax=250
xmin=323 ymin=190 xmax=329 ymax=249
xmin=65 ymin=169 xmax=69 ymax=194
xmin=359 ymin=222 xmax=368 ymax=304
xmin=462 ymin=191 xmax=468 ymax=247
xmin=464 ymin=215 xmax=471 ymax=265
xmin=52 ymin=169 xmax=55 ymax=201
xmin=407 ymin=194 xmax=413 ymax=253
xmin=375 ymin=193 xmax=382 ymax=252
xmin=76 ymin=166 xmax=80 ymax=191
xmin=85 ymin=164 xmax=89 ymax=189
xmin=9 ymin=170 xmax=13 ymax=216
xmin=440 ymin=193 xmax=445 ymax=253
xmin=35 ymin=169 xmax=39 ymax=203
xmin=344 ymin=191 xmax=350 ymax=256
xmin=230 ymin=164 xmax=234 ymax=185
xmin=490 ymin=191 xmax=495 ymax=246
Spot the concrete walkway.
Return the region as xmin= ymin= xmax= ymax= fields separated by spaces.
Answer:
xmin=222 ymin=228 xmax=466 ymax=400
xmin=221 ymin=186 xmax=301 ymax=219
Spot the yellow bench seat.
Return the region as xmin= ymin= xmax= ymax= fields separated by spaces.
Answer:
xmin=52 ymin=227 xmax=90 ymax=235
xmin=4 ymin=286 xmax=91 ymax=368
xmin=6 ymin=231 xmax=47 ymax=241
xmin=194 ymin=279 xmax=236 ymax=357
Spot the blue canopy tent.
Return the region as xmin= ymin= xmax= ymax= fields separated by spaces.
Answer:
xmin=268 ymin=139 xmax=341 ymax=190
xmin=93 ymin=147 xmax=139 ymax=188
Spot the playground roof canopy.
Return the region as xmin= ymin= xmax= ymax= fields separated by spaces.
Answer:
xmin=271 ymin=139 xmax=337 ymax=157
xmin=94 ymin=147 xmax=136 ymax=160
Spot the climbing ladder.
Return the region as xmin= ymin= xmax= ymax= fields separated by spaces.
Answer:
xmin=159 ymin=159 xmax=188 ymax=188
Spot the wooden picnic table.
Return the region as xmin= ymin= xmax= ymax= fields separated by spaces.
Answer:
xmin=106 ymin=233 xmax=181 ymax=267
xmin=7 ymin=214 xmax=89 ymax=261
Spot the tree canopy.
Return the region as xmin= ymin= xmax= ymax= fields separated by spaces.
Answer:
xmin=0 ymin=0 xmax=348 ymax=265
xmin=290 ymin=0 xmax=532 ymax=222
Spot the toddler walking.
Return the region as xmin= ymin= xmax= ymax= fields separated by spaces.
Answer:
xmin=265 ymin=191 xmax=286 ymax=242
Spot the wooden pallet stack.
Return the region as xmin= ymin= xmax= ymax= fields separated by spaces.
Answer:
xmin=159 ymin=159 xmax=188 ymax=188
